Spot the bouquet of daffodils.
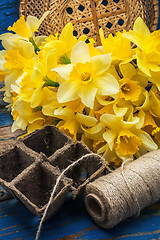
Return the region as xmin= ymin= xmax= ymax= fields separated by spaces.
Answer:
xmin=0 ymin=12 xmax=160 ymax=166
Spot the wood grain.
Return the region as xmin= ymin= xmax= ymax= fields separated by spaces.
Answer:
xmin=0 ymin=125 xmax=24 ymax=152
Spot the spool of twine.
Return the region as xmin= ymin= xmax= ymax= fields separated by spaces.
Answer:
xmin=85 ymin=150 xmax=160 ymax=229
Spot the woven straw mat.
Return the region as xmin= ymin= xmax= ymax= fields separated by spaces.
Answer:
xmin=19 ymin=0 xmax=159 ymax=45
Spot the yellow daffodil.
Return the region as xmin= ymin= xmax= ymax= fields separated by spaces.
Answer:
xmin=8 ymin=12 xmax=49 ymax=39
xmin=53 ymin=106 xmax=98 ymax=140
xmin=118 ymin=63 xmax=148 ymax=102
xmin=116 ymin=129 xmax=142 ymax=156
xmin=152 ymin=127 xmax=160 ymax=147
xmin=11 ymin=98 xmax=45 ymax=132
xmin=99 ymin=29 xmax=134 ymax=62
xmin=52 ymin=41 xmax=119 ymax=109
xmin=119 ymin=78 xmax=141 ymax=101
xmin=149 ymin=70 xmax=160 ymax=91
xmin=123 ymin=17 xmax=160 ymax=77
xmin=2 ymin=14 xmax=160 ymax=166
xmin=0 ymin=69 xmax=6 ymax=82
xmin=41 ymin=22 xmax=86 ymax=68
xmin=100 ymin=113 xmax=157 ymax=159
xmin=135 ymin=129 xmax=158 ymax=156
xmin=100 ymin=113 xmax=140 ymax=158
xmin=4 ymin=50 xmax=26 ymax=70
xmin=141 ymin=111 xmax=157 ymax=134
xmin=149 ymin=86 xmax=160 ymax=117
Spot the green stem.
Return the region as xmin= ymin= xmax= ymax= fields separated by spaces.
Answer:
xmin=52 ymin=119 xmax=62 ymax=125
xmin=43 ymin=76 xmax=59 ymax=88
xmin=29 ymin=37 xmax=40 ymax=54
xmin=59 ymin=53 xmax=71 ymax=64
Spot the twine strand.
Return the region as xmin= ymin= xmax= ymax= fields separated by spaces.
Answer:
xmin=121 ymin=158 xmax=141 ymax=217
xmin=35 ymin=157 xmax=85 ymax=240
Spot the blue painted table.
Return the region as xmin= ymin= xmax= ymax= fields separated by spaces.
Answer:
xmin=1 ymin=1 xmax=160 ymax=239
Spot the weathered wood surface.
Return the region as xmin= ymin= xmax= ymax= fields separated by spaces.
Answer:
xmin=0 ymin=185 xmax=160 ymax=240
xmin=0 ymin=124 xmax=24 ymax=153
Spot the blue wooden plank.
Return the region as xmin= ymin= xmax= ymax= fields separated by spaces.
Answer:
xmin=0 ymin=0 xmax=20 ymax=50
xmin=0 ymin=195 xmax=160 ymax=239
xmin=0 ymin=113 xmax=13 ymax=126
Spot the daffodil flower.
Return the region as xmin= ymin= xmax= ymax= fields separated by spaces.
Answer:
xmin=8 ymin=12 xmax=49 ymax=39
xmin=11 ymin=98 xmax=45 ymax=132
xmin=6 ymin=12 xmax=49 ymax=54
xmin=118 ymin=63 xmax=148 ymax=101
xmin=100 ymin=113 xmax=157 ymax=159
xmin=100 ymin=113 xmax=141 ymax=159
xmin=149 ymin=85 xmax=160 ymax=117
xmin=53 ymin=106 xmax=98 ymax=141
xmin=99 ymin=29 xmax=134 ymax=62
xmin=152 ymin=127 xmax=160 ymax=147
xmin=41 ymin=22 xmax=86 ymax=68
xmin=52 ymin=41 xmax=119 ymax=109
xmin=123 ymin=17 xmax=160 ymax=77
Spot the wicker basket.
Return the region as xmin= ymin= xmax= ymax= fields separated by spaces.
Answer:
xmin=19 ymin=0 xmax=159 ymax=45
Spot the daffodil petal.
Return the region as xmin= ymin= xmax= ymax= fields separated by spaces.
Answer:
xmin=133 ymin=17 xmax=150 ymax=38
xmin=99 ymin=144 xmax=117 ymax=163
xmin=149 ymin=90 xmax=160 ymax=117
xmin=76 ymin=112 xmax=97 ymax=127
xmin=13 ymin=116 xmax=28 ymax=131
xmin=5 ymin=70 xmax=22 ymax=92
xmin=99 ymin=28 xmax=105 ymax=46
xmin=96 ymin=72 xmax=119 ymax=95
xmin=135 ymin=110 xmax=145 ymax=129
xmin=17 ymin=40 xmax=34 ymax=59
xmin=8 ymin=16 xmax=31 ymax=38
xmin=119 ymin=62 xmax=136 ymax=79
xmin=148 ymin=63 xmax=160 ymax=72
xmin=42 ymin=105 xmax=55 ymax=117
xmin=83 ymin=124 xmax=104 ymax=141
xmin=82 ymin=122 xmax=104 ymax=134
xmin=71 ymin=41 xmax=90 ymax=64
xmin=103 ymin=129 xmax=117 ymax=151
xmin=28 ymin=112 xmax=45 ymax=124
xmin=78 ymin=86 xmax=97 ymax=109
xmin=59 ymin=22 xmax=77 ymax=51
xmin=137 ymin=49 xmax=151 ymax=76
xmin=136 ymin=130 xmax=158 ymax=155
xmin=39 ymin=11 xmax=50 ymax=25
xmin=52 ymin=64 xmax=73 ymax=80
xmin=91 ymin=54 xmax=111 ymax=75
xmin=46 ymin=49 xmax=57 ymax=72
xmin=26 ymin=11 xmax=49 ymax=33
xmin=54 ymin=106 xmax=74 ymax=120
xmin=136 ymin=90 xmax=150 ymax=111
xmin=57 ymin=81 xmax=78 ymax=103
xmin=100 ymin=113 xmax=121 ymax=129
xmin=113 ymin=103 xmax=128 ymax=117
xmin=31 ymin=86 xmax=43 ymax=108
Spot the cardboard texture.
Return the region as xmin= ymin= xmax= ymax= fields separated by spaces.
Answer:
xmin=0 ymin=125 xmax=106 ymax=220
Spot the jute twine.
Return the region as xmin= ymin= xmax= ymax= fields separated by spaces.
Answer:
xmin=35 ymin=160 xmax=77 ymax=240
xmin=85 ymin=150 xmax=160 ymax=229
xmin=35 ymin=154 xmax=102 ymax=240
